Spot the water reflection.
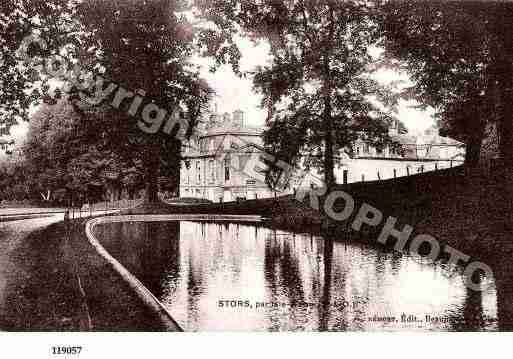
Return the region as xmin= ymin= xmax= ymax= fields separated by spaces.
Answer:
xmin=95 ymin=221 xmax=498 ymax=331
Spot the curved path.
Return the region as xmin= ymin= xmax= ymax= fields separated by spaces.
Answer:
xmin=0 ymin=212 xmax=68 ymax=321
xmin=0 ymin=209 xmax=120 ymax=330
xmin=85 ymin=214 xmax=263 ymax=332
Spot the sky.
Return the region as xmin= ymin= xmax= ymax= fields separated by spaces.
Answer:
xmin=196 ymin=37 xmax=435 ymax=135
xmin=5 ymin=36 xmax=436 ymax=146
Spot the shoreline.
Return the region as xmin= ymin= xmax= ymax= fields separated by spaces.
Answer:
xmin=2 ymin=166 xmax=513 ymax=330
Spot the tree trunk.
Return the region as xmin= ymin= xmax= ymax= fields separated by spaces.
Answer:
xmin=144 ymin=166 xmax=159 ymax=203
xmin=496 ymin=52 xmax=513 ymax=168
xmin=465 ymin=131 xmax=483 ymax=167
xmin=143 ymin=144 xmax=160 ymax=204
xmin=492 ymin=12 xmax=513 ymax=171
xmin=499 ymin=87 xmax=513 ymax=169
xmin=323 ymin=56 xmax=336 ymax=191
xmin=323 ymin=108 xmax=336 ymax=190
xmin=171 ymin=141 xmax=181 ymax=198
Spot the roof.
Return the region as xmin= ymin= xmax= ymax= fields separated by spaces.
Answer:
xmin=0 ymin=138 xmax=14 ymax=146
xmin=390 ymin=133 xmax=463 ymax=147
xmin=391 ymin=133 xmax=417 ymax=145
xmin=201 ymin=126 xmax=262 ymax=138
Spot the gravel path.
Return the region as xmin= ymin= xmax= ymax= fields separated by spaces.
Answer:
xmin=0 ymin=214 xmax=71 ymax=330
xmin=0 ymin=211 xmax=178 ymax=331
xmin=0 ymin=208 xmax=66 ymax=216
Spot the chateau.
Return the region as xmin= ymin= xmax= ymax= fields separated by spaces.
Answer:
xmin=180 ymin=110 xmax=276 ymax=202
xmin=180 ymin=110 xmax=465 ymax=202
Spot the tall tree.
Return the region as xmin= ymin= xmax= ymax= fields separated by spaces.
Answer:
xmin=68 ymin=0 xmax=212 ymax=203
xmin=2 ymin=1 xmax=214 ymax=203
xmin=23 ymin=99 xmax=145 ymax=204
xmin=380 ymin=1 xmax=513 ymax=167
xmin=201 ymin=0 xmax=397 ymax=189
xmin=0 ymin=0 xmax=79 ymax=133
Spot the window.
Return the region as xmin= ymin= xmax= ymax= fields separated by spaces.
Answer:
xmin=209 ymin=160 xmax=216 ymax=182
xmin=224 ymin=158 xmax=230 ymax=181
xmin=364 ymin=143 xmax=370 ymax=154
xmin=196 ymin=161 xmax=201 ymax=184
xmin=184 ymin=160 xmax=191 ymax=184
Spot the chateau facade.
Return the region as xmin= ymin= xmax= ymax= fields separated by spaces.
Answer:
xmin=180 ymin=110 xmax=276 ymax=202
xmin=180 ymin=111 xmax=465 ymax=202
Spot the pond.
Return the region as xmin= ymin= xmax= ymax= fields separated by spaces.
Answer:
xmin=94 ymin=220 xmax=498 ymax=331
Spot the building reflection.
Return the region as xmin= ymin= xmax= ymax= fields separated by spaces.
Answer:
xmin=95 ymin=221 xmax=500 ymax=331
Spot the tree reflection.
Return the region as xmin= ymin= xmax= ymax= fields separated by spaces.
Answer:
xmin=494 ymin=263 xmax=513 ymax=330
xmin=136 ymin=222 xmax=181 ymax=298
xmin=264 ymin=230 xmax=282 ymax=331
xmin=319 ymin=238 xmax=333 ymax=330
xmin=462 ymin=288 xmax=484 ymax=330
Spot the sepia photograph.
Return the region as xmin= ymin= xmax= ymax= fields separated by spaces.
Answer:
xmin=0 ymin=0 xmax=512 ymax=348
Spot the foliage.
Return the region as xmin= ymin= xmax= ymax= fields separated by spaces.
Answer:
xmin=204 ymin=0 xmax=398 ymax=188
xmin=0 ymin=0 xmax=80 ymax=132
xmin=1 ymin=1 xmax=215 ymax=202
xmin=20 ymin=99 xmax=145 ymax=204
xmin=68 ymin=0 xmax=213 ymax=202
xmin=380 ymin=1 xmax=513 ymax=165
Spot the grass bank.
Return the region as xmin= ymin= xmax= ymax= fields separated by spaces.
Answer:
xmin=125 ymin=166 xmax=513 ymax=259
xmin=119 ymin=166 xmax=513 ymax=330
xmin=0 ymin=219 xmax=178 ymax=331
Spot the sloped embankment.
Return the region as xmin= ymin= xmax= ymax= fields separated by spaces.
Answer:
xmin=0 ymin=220 xmax=182 ymax=331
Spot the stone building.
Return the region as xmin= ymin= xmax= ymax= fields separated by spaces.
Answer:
xmin=180 ymin=110 xmax=276 ymax=202
xmin=353 ymin=123 xmax=465 ymax=162
xmin=0 ymin=138 xmax=14 ymax=155
xmin=180 ymin=111 xmax=466 ymax=201
xmin=345 ymin=124 xmax=465 ymax=183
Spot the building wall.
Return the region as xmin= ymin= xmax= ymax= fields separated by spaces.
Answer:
xmin=180 ymin=131 xmax=276 ymax=202
xmin=179 ymin=154 xmax=275 ymax=202
xmin=180 ymin=111 xmax=466 ymax=201
xmin=181 ymin=142 xmax=465 ymax=201
xmin=335 ymin=158 xmax=461 ymax=184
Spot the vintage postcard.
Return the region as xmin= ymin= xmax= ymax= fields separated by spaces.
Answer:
xmin=0 ymin=1 xmax=512 ymax=350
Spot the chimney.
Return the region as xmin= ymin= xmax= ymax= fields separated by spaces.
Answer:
xmin=233 ymin=110 xmax=244 ymax=128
